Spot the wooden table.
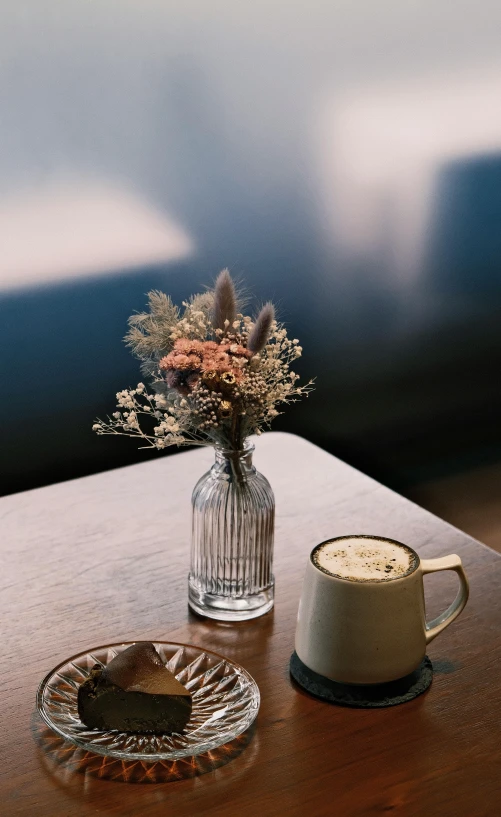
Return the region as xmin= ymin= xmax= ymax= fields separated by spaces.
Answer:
xmin=2 ymin=432 xmax=500 ymax=816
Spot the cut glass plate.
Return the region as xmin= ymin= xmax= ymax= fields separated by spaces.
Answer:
xmin=36 ymin=641 xmax=260 ymax=761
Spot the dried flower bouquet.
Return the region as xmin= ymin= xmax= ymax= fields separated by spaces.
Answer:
xmin=93 ymin=270 xmax=312 ymax=454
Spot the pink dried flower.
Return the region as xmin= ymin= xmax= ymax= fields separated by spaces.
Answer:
xmin=174 ymin=338 xmax=203 ymax=354
xmin=201 ymin=351 xmax=231 ymax=373
xmin=161 ymin=334 xmax=249 ymax=395
xmin=159 ymin=354 xmax=172 ymax=371
xmin=160 ymin=350 xmax=201 ymax=371
xmin=172 ymin=353 xmax=192 ymax=370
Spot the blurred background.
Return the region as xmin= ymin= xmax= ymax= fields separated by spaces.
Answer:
xmin=2 ymin=1 xmax=501 ymax=544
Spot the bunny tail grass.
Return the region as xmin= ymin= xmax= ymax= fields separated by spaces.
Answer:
xmin=213 ymin=268 xmax=237 ymax=331
xmin=247 ymin=302 xmax=275 ymax=354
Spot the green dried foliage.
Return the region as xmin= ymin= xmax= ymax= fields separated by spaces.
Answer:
xmin=125 ymin=291 xmax=179 ymax=361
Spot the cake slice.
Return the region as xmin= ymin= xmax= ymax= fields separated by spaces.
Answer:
xmin=77 ymin=642 xmax=192 ymax=734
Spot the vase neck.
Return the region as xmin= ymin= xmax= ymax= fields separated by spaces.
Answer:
xmin=213 ymin=443 xmax=255 ymax=477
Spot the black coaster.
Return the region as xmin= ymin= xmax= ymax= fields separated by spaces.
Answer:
xmin=290 ymin=652 xmax=433 ymax=708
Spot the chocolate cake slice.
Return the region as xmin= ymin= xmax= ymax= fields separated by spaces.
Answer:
xmin=77 ymin=642 xmax=192 ymax=734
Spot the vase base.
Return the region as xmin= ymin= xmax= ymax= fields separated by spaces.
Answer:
xmin=188 ymin=580 xmax=274 ymax=621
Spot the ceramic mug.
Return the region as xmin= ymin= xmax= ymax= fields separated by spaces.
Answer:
xmin=295 ymin=535 xmax=469 ymax=684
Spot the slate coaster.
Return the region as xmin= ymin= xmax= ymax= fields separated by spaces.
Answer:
xmin=290 ymin=652 xmax=433 ymax=708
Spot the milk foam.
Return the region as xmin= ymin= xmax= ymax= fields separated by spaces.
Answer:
xmin=313 ymin=537 xmax=416 ymax=581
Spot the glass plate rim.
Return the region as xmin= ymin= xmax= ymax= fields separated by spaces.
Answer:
xmin=36 ymin=640 xmax=260 ymax=761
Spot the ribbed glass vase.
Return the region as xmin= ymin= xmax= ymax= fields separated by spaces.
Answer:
xmin=188 ymin=443 xmax=275 ymax=621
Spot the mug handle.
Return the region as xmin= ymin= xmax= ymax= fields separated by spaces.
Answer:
xmin=420 ymin=555 xmax=469 ymax=644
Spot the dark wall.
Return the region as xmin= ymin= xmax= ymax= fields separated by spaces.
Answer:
xmin=2 ymin=2 xmax=501 ymax=495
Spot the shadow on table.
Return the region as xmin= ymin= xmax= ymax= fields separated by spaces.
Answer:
xmin=33 ymin=714 xmax=256 ymax=785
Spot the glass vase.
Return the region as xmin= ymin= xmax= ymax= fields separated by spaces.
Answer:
xmin=188 ymin=443 xmax=275 ymax=621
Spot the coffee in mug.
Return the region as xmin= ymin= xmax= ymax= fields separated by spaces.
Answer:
xmin=295 ymin=535 xmax=469 ymax=685
xmin=312 ymin=536 xmax=418 ymax=582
